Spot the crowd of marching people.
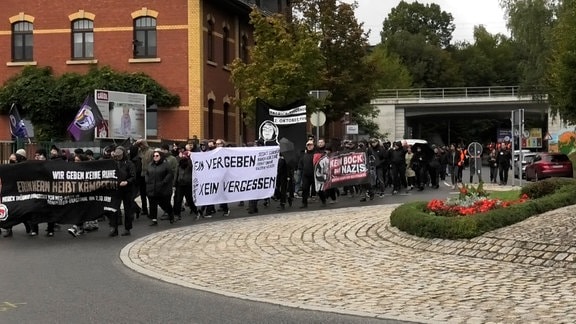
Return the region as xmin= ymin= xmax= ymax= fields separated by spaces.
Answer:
xmin=1 ymin=136 xmax=513 ymax=239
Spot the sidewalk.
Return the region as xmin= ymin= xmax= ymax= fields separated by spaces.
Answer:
xmin=121 ymin=200 xmax=576 ymax=323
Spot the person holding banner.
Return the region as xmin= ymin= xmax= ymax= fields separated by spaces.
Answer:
xmin=145 ymin=150 xmax=175 ymax=226
xmin=109 ymin=146 xmax=136 ymax=236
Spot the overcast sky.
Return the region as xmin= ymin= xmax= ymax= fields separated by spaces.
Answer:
xmin=347 ymin=0 xmax=510 ymax=45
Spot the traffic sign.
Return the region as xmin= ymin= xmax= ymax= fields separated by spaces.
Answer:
xmin=310 ymin=111 xmax=326 ymax=127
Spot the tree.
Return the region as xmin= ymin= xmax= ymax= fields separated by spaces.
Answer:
xmin=229 ymin=9 xmax=324 ymax=127
xmin=548 ymin=0 xmax=576 ymax=123
xmin=380 ymin=1 xmax=455 ymax=48
xmin=381 ymin=2 xmax=461 ymax=88
xmin=291 ymin=0 xmax=382 ymax=137
xmin=452 ymin=26 xmax=521 ymax=87
xmin=0 ymin=66 xmax=180 ymax=140
xmin=500 ymin=0 xmax=557 ymax=94
xmin=367 ymin=44 xmax=412 ymax=89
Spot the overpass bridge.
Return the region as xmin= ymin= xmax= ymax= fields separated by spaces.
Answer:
xmin=371 ymin=86 xmax=561 ymax=145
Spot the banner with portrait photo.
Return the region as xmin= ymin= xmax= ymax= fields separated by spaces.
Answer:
xmin=256 ymin=99 xmax=307 ymax=167
xmin=314 ymin=150 xmax=369 ymax=191
xmin=94 ymin=89 xmax=147 ymax=139
xmin=0 ymin=160 xmax=120 ymax=228
xmin=191 ymin=146 xmax=279 ymax=205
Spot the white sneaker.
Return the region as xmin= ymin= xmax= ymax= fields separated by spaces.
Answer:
xmin=67 ymin=226 xmax=78 ymax=237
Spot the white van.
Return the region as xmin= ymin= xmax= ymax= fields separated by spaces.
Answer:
xmin=403 ymin=139 xmax=428 ymax=146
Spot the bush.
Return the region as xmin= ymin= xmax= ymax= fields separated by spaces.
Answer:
xmin=390 ymin=181 xmax=576 ymax=240
xmin=521 ymin=177 xmax=576 ymax=199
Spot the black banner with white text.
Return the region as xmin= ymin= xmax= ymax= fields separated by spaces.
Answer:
xmin=0 ymin=160 xmax=120 ymax=228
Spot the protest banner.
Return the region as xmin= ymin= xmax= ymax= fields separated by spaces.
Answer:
xmin=191 ymin=146 xmax=280 ymax=205
xmin=314 ymin=150 xmax=369 ymax=190
xmin=0 ymin=160 xmax=120 ymax=228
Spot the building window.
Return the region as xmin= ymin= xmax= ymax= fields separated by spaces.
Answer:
xmin=207 ymin=20 xmax=215 ymax=62
xmin=12 ymin=21 xmax=33 ymax=62
xmin=134 ymin=16 xmax=157 ymax=58
xmin=223 ymin=27 xmax=230 ymax=65
xmin=223 ymin=103 xmax=230 ymax=140
xmin=208 ymin=99 xmax=215 ymax=139
xmin=72 ymin=19 xmax=94 ymax=59
xmin=239 ymin=34 xmax=249 ymax=63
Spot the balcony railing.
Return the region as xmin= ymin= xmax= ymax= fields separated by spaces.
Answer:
xmin=376 ymin=86 xmax=529 ymax=100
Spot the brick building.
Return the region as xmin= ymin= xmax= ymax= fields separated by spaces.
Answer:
xmin=0 ymin=0 xmax=289 ymax=144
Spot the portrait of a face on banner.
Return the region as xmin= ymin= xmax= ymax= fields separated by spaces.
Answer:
xmin=258 ymin=120 xmax=280 ymax=145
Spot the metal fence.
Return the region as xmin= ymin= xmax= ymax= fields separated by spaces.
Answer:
xmin=375 ymin=86 xmax=528 ymax=100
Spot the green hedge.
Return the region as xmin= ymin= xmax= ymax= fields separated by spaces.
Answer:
xmin=390 ymin=178 xmax=576 ymax=239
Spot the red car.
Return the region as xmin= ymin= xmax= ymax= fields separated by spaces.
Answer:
xmin=525 ymin=153 xmax=573 ymax=181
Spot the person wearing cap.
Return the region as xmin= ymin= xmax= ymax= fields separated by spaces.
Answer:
xmin=298 ymin=140 xmax=316 ymax=208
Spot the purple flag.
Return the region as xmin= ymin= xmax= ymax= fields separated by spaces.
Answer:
xmin=67 ymin=95 xmax=104 ymax=141
xmin=9 ymin=103 xmax=29 ymax=139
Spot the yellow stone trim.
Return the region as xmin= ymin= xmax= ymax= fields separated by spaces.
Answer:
xmin=33 ymin=29 xmax=69 ymax=34
xmin=128 ymin=58 xmax=162 ymax=63
xmin=223 ymin=95 xmax=231 ymax=105
xmin=68 ymin=10 xmax=96 ymax=21
xmin=188 ymin=0 xmax=203 ymax=138
xmin=93 ymin=27 xmax=132 ymax=32
xmin=6 ymin=61 xmax=37 ymax=66
xmin=207 ymin=91 xmax=216 ymax=102
xmin=9 ymin=13 xmax=35 ymax=24
xmin=157 ymin=25 xmax=188 ymax=30
xmin=131 ymin=7 xmax=159 ymax=19
xmin=0 ymin=25 xmax=185 ymax=35
xmin=66 ymin=59 xmax=98 ymax=65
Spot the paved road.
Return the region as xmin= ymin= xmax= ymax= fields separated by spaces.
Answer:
xmin=2 ymin=182 xmax=454 ymax=324
xmin=2 ymin=167 xmax=551 ymax=324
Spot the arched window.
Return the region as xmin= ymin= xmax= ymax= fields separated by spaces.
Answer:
xmin=207 ymin=20 xmax=215 ymax=62
xmin=239 ymin=34 xmax=249 ymax=62
xmin=222 ymin=26 xmax=230 ymax=65
xmin=208 ymin=99 xmax=215 ymax=139
xmin=72 ymin=19 xmax=94 ymax=59
xmin=133 ymin=16 xmax=157 ymax=58
xmin=223 ymin=102 xmax=230 ymax=140
xmin=12 ymin=21 xmax=33 ymax=61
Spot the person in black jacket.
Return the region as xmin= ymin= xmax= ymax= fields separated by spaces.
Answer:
xmin=389 ymin=141 xmax=407 ymax=194
xmin=298 ymin=141 xmax=316 ymax=208
xmin=496 ymin=145 xmax=512 ymax=185
xmin=109 ymin=146 xmax=136 ymax=236
xmin=146 ymin=150 xmax=174 ymax=225
xmin=173 ymin=151 xmax=198 ymax=220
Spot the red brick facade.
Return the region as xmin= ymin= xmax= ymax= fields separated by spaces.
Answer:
xmin=0 ymin=0 xmax=284 ymax=144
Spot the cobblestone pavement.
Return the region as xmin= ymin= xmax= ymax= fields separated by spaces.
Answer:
xmin=121 ymin=196 xmax=576 ymax=323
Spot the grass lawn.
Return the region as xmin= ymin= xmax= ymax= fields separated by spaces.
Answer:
xmin=488 ymin=189 xmax=522 ymax=201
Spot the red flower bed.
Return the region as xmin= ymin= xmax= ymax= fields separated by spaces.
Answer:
xmin=426 ymin=194 xmax=529 ymax=217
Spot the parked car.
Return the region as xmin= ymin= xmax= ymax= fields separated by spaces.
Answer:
xmin=525 ymin=153 xmax=573 ymax=181
xmin=514 ymin=152 xmax=537 ymax=179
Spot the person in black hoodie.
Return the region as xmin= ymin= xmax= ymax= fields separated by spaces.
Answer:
xmin=173 ymin=150 xmax=198 ymax=220
xmin=129 ymin=145 xmax=143 ymax=218
xmin=298 ymin=140 xmax=316 ymax=208
xmin=389 ymin=141 xmax=407 ymax=194
xmin=109 ymin=146 xmax=136 ymax=236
